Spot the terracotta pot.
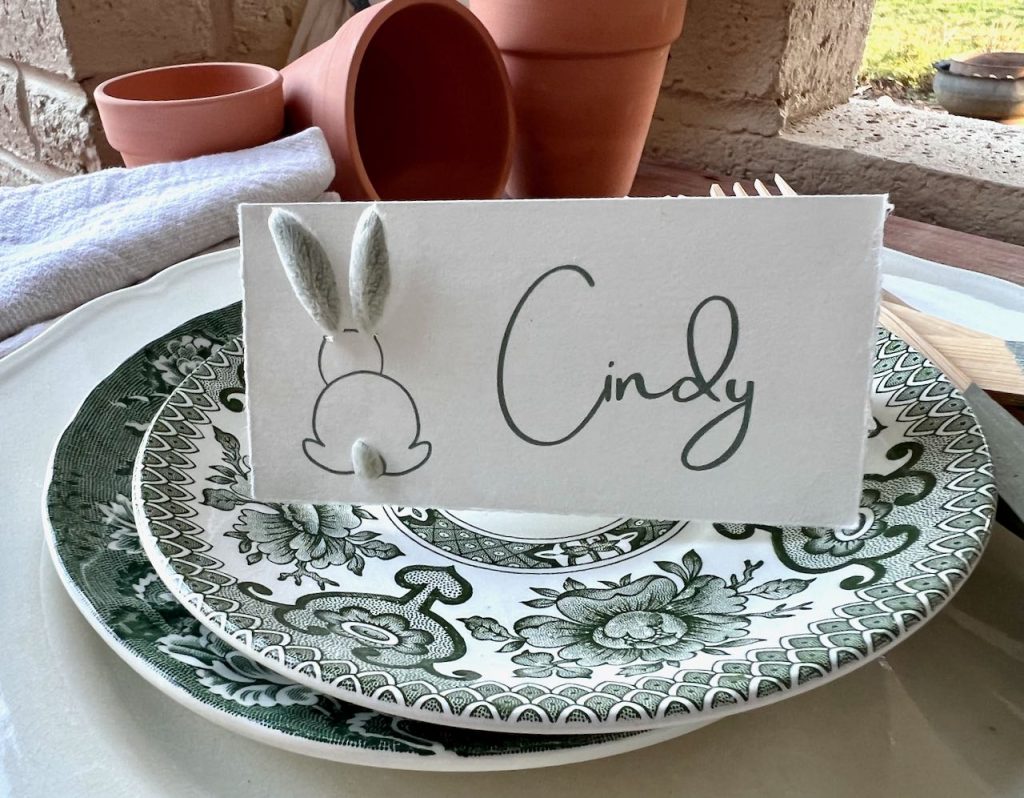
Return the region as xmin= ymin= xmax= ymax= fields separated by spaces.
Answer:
xmin=95 ymin=63 xmax=284 ymax=167
xmin=282 ymin=0 xmax=514 ymax=200
xmin=471 ymin=0 xmax=687 ymax=198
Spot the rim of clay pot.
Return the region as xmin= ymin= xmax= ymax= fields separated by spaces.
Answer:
xmin=469 ymin=0 xmax=687 ymax=55
xmin=947 ymin=51 xmax=1024 ymax=80
xmin=318 ymin=0 xmax=514 ymax=200
xmin=96 ymin=62 xmax=282 ymax=108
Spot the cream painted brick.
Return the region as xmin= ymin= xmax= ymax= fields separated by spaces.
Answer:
xmin=657 ymin=0 xmax=875 ymax=136
xmin=652 ymin=88 xmax=782 ymax=137
xmin=59 ymin=0 xmax=217 ymax=79
xmin=0 ymin=149 xmax=39 ymax=186
xmin=0 ymin=60 xmax=33 ymax=160
xmin=0 ymin=146 xmax=72 ymax=185
xmin=0 ymin=0 xmax=73 ymax=76
xmin=0 ymin=62 xmax=102 ymax=174
xmin=0 ymin=0 xmax=305 ymax=183
xmin=778 ymin=0 xmax=875 ymax=123
xmin=662 ymin=0 xmax=790 ymax=101
xmin=228 ymin=0 xmax=306 ymax=67
xmin=27 ymin=76 xmax=101 ymax=173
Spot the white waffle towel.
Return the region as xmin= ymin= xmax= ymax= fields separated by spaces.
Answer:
xmin=0 ymin=128 xmax=335 ymax=345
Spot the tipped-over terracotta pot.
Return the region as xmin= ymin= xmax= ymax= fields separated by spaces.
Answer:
xmin=471 ymin=0 xmax=687 ymax=198
xmin=95 ymin=63 xmax=284 ymax=167
xmin=282 ymin=0 xmax=514 ymax=200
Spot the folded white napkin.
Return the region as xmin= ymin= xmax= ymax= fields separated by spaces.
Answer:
xmin=0 ymin=128 xmax=335 ymax=345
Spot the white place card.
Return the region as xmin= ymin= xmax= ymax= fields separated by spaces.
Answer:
xmin=240 ymin=196 xmax=884 ymax=526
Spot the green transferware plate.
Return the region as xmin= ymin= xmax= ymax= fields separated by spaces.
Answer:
xmin=133 ymin=321 xmax=996 ymax=734
xmin=46 ymin=303 xmax=700 ymax=770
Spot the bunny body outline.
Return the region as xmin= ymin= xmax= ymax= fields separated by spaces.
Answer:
xmin=303 ymin=331 xmax=432 ymax=476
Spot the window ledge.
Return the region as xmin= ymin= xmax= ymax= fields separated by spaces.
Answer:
xmin=646 ymin=98 xmax=1024 ymax=247
xmin=784 ymin=99 xmax=1023 ymax=189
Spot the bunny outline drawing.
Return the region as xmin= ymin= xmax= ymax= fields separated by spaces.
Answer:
xmin=269 ymin=204 xmax=431 ymax=480
xmin=302 ymin=329 xmax=432 ymax=476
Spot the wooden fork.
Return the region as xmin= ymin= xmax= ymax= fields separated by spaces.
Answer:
xmin=706 ymin=175 xmax=1022 ymax=401
xmin=706 ymin=174 xmax=1024 ymax=518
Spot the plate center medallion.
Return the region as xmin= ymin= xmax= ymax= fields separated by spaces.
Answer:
xmin=384 ymin=507 xmax=686 ymax=572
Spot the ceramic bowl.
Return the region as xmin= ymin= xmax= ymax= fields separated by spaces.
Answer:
xmin=95 ymin=62 xmax=284 ymax=167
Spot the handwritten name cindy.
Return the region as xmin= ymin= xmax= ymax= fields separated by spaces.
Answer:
xmin=496 ymin=265 xmax=755 ymax=471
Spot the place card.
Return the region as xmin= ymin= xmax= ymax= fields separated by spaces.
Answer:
xmin=240 ymin=196 xmax=884 ymax=526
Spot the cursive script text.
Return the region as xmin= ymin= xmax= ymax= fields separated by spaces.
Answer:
xmin=496 ymin=265 xmax=755 ymax=471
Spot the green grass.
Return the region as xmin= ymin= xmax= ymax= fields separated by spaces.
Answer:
xmin=860 ymin=0 xmax=1024 ymax=95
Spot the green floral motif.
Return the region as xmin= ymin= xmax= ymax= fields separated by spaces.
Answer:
xmin=803 ymin=490 xmax=895 ymax=557
xmin=104 ymin=605 xmax=195 ymax=644
xmin=462 ymin=552 xmax=812 ymax=678
xmin=98 ymin=493 xmax=140 ymax=553
xmin=108 ymin=557 xmax=196 ymax=642
xmin=231 ymin=504 xmax=400 ymax=586
xmin=314 ymin=607 xmax=435 ymax=656
xmin=273 ymin=565 xmax=474 ymax=676
xmin=159 ymin=629 xmax=322 ymax=708
xmin=199 ymin=425 xmax=402 ymax=587
xmin=131 ymin=571 xmax=177 ymax=609
xmin=344 ymin=712 xmax=446 ymax=757
xmin=714 ymin=445 xmax=928 ymax=589
xmin=146 ymin=334 xmax=223 ymax=393
xmin=108 ymin=336 xmax=225 ymax=438
xmin=507 ymin=651 xmax=592 ymax=679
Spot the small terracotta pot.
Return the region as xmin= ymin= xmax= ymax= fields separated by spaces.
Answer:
xmin=281 ymin=0 xmax=514 ymax=200
xmin=471 ymin=0 xmax=687 ymax=198
xmin=95 ymin=62 xmax=284 ymax=167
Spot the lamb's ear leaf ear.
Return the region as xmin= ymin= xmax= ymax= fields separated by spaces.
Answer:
xmin=269 ymin=208 xmax=341 ymax=334
xmin=349 ymin=205 xmax=390 ymax=332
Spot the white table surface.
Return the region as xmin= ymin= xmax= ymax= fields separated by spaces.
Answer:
xmin=1 ymin=253 xmax=1022 ymax=797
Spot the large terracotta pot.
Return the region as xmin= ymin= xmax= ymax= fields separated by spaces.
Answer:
xmin=95 ymin=63 xmax=283 ymax=167
xmin=471 ymin=0 xmax=687 ymax=198
xmin=282 ymin=0 xmax=515 ymax=200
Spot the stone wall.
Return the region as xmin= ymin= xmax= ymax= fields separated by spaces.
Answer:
xmin=5 ymin=0 xmax=1022 ymax=246
xmin=0 ymin=0 xmax=306 ymax=185
xmin=652 ymin=0 xmax=875 ymax=139
xmin=647 ymin=0 xmax=1024 ymax=245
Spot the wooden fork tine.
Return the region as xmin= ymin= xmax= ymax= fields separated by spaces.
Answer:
xmin=773 ymin=174 xmax=798 ymax=196
xmin=708 ymin=176 xmax=795 ymax=199
xmin=709 ymin=175 xmax=926 ymax=388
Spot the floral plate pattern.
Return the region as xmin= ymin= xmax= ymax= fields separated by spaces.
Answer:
xmin=45 ymin=303 xmax=704 ymax=769
xmin=134 ymin=326 xmax=996 ymax=733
